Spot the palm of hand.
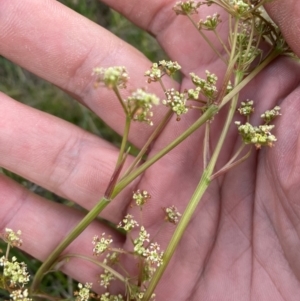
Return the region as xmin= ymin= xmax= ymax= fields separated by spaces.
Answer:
xmin=0 ymin=1 xmax=300 ymax=300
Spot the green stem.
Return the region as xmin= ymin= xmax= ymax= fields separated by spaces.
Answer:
xmin=111 ymin=105 xmax=219 ymax=198
xmin=142 ymin=72 xmax=243 ymax=301
xmin=229 ymin=16 xmax=239 ymax=63
xmin=158 ymin=78 xmax=167 ymax=92
xmin=210 ymin=145 xmax=251 ymax=180
xmin=30 ymin=293 xmax=61 ymax=301
xmin=113 ymin=86 xmax=128 ymax=114
xmin=142 ymin=169 xmax=211 ymax=301
xmin=238 ymin=16 xmax=255 ymax=70
xmin=5 ymin=243 xmax=10 ymax=259
xmin=60 ymin=253 xmax=126 ymax=283
xmin=121 ymin=109 xmax=173 ymax=179
xmin=187 ymin=14 xmax=227 ymax=64
xmin=117 ymin=116 xmax=131 ymax=166
xmin=213 ymin=28 xmax=230 ymax=56
xmin=220 ymin=48 xmax=281 ymax=108
xmin=203 ymin=121 xmax=210 ymax=168
xmin=30 ymin=197 xmax=110 ymax=292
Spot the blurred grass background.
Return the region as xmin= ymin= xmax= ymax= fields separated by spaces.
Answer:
xmin=0 ymin=1 xmax=164 ymax=298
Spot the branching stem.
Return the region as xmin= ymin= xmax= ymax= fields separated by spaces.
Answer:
xmin=142 ymin=69 xmax=244 ymax=301
xmin=30 ymin=197 xmax=111 ymax=292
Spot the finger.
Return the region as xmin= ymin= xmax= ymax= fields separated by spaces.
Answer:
xmin=0 ymin=174 xmax=124 ymax=287
xmin=266 ymin=0 xmax=300 ymax=58
xmin=99 ymin=0 xmax=230 ymax=75
xmin=0 ymin=0 xmax=175 ymax=147
xmin=0 ymin=92 xmax=132 ymax=223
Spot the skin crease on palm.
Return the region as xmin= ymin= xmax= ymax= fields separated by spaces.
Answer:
xmin=0 ymin=0 xmax=300 ymax=300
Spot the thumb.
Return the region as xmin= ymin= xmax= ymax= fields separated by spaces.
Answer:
xmin=265 ymin=0 xmax=300 ymax=57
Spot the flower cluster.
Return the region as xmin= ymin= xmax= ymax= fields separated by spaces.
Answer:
xmin=238 ymin=100 xmax=254 ymax=116
xmin=133 ymin=226 xmax=150 ymax=256
xmin=92 ymin=233 xmax=113 ymax=256
xmin=173 ymin=0 xmax=201 ymax=15
xmin=118 ymin=214 xmax=139 ymax=232
xmin=92 ymin=66 xmax=129 ymax=89
xmin=143 ymin=242 xmax=164 ymax=267
xmin=164 ymin=206 xmax=182 ymax=224
xmin=125 ymin=89 xmax=159 ymax=126
xmin=261 ymin=106 xmax=281 ymax=124
xmin=0 ymin=229 xmax=32 ymax=301
xmin=10 ymin=289 xmax=32 ymax=301
xmin=145 ymin=63 xmax=163 ymax=83
xmin=133 ymin=227 xmax=164 ymax=276
xmin=162 ymin=89 xmax=189 ymax=120
xmin=0 ymin=256 xmax=30 ymax=287
xmin=74 ymin=283 xmax=93 ymax=301
xmin=100 ymin=268 xmax=115 ymax=289
xmin=190 ymin=70 xmax=218 ymax=101
xmin=3 ymin=228 xmax=23 ymax=247
xmin=231 ymin=0 xmax=251 ymax=16
xmin=198 ymin=14 xmax=221 ymax=30
xmin=157 ymin=60 xmax=181 ymax=76
xmin=145 ymin=60 xmax=181 ymax=82
xmin=235 ymin=122 xmax=277 ymax=148
xmin=236 ymin=104 xmax=280 ymax=148
xmin=133 ymin=189 xmax=151 ymax=207
xmin=186 ymin=87 xmax=201 ymax=100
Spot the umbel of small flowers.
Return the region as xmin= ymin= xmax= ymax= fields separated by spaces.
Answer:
xmin=125 ymin=89 xmax=160 ymax=126
xmin=0 ymin=229 xmax=32 ymax=301
xmin=133 ymin=189 xmax=151 ymax=208
xmin=198 ymin=13 xmax=221 ymax=31
xmin=93 ymin=66 xmax=160 ymax=126
xmin=162 ymin=89 xmax=189 ymax=121
xmin=144 ymin=60 xmax=181 ymax=83
xmin=74 ymin=282 xmax=95 ymax=301
xmin=92 ymin=66 xmax=129 ymax=89
xmin=261 ymin=106 xmax=281 ymax=124
xmin=163 ymin=206 xmax=182 ymax=225
xmin=0 ymin=256 xmax=30 ymax=288
xmin=173 ymin=0 xmax=201 ymax=15
xmin=238 ymin=100 xmax=254 ymax=117
xmin=2 ymin=228 xmax=23 ymax=248
xmin=92 ymin=233 xmax=113 ymax=256
xmin=118 ymin=214 xmax=139 ymax=232
xmin=9 ymin=289 xmax=32 ymax=301
xmin=190 ymin=71 xmax=218 ymax=102
xmin=236 ymin=101 xmax=281 ymax=148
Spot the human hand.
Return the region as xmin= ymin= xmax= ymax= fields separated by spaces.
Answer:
xmin=1 ymin=0 xmax=300 ymax=300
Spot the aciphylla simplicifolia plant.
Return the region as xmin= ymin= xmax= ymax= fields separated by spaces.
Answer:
xmin=1 ymin=0 xmax=299 ymax=300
